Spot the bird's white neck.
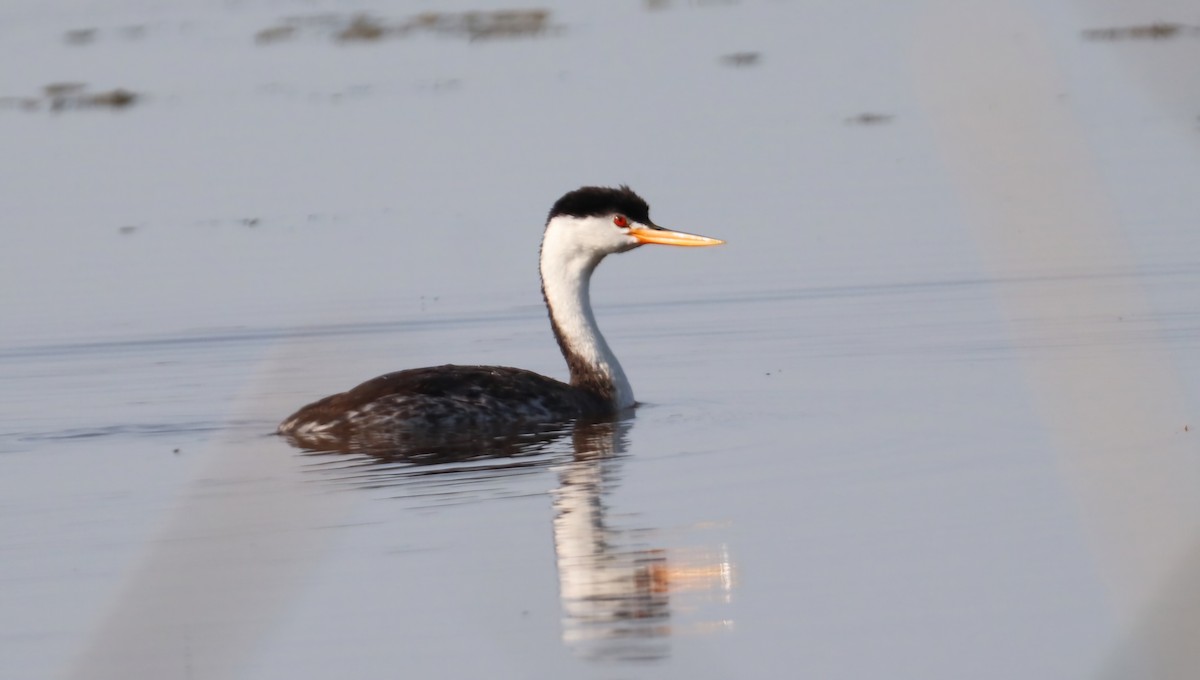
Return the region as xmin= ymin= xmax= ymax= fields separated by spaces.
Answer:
xmin=540 ymin=218 xmax=635 ymax=410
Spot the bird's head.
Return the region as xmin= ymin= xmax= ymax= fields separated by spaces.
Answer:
xmin=541 ymin=186 xmax=723 ymax=268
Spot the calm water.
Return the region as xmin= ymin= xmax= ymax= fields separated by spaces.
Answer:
xmin=3 ymin=1 xmax=1200 ymax=679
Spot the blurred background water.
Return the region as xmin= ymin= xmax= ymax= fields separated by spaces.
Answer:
xmin=2 ymin=1 xmax=1199 ymax=678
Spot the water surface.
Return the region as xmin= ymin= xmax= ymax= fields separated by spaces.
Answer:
xmin=3 ymin=1 xmax=1200 ymax=678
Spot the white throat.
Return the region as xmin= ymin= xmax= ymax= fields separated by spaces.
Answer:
xmin=540 ymin=216 xmax=636 ymax=409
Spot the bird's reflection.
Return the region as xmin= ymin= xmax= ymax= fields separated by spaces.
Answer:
xmin=554 ymin=421 xmax=672 ymax=661
xmin=283 ymin=417 xmax=735 ymax=661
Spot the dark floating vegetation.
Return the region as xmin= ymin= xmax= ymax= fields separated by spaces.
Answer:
xmin=719 ymin=51 xmax=761 ymax=68
xmin=0 ymin=83 xmax=138 ymax=113
xmin=338 ymin=15 xmax=387 ymax=42
xmin=844 ymin=112 xmax=894 ymax=126
xmin=254 ymin=25 xmax=297 ymax=45
xmin=255 ymin=9 xmax=559 ymax=46
xmin=63 ymin=28 xmax=97 ymax=45
xmin=63 ymin=25 xmax=148 ymax=45
xmin=1082 ymin=22 xmax=1200 ymax=41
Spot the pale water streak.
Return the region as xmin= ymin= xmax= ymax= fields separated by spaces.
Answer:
xmin=62 ymin=355 xmax=356 ymax=680
xmin=915 ymin=1 xmax=1200 ymax=676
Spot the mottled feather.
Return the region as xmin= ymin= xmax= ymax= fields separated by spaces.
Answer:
xmin=278 ymin=364 xmax=611 ymax=450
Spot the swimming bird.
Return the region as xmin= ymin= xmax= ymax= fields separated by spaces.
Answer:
xmin=278 ymin=186 xmax=723 ymax=450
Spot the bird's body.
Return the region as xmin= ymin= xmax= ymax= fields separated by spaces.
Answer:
xmin=278 ymin=186 xmax=722 ymax=451
xmin=279 ymin=365 xmax=606 ymax=444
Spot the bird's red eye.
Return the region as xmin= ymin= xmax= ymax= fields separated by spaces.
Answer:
xmin=613 ymin=215 xmax=629 ymax=228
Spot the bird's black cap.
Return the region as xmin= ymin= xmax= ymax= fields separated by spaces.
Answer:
xmin=547 ymin=185 xmax=652 ymax=225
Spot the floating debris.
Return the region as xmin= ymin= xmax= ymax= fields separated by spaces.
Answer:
xmin=337 ymin=14 xmax=388 ymax=42
xmin=1082 ymin=22 xmax=1200 ymax=41
xmin=844 ymin=112 xmax=894 ymax=126
xmin=0 ymin=96 xmax=40 ymax=111
xmin=64 ymin=28 xmax=97 ymax=45
xmin=118 ymin=226 xmax=139 ymax=235
xmin=255 ymin=25 xmax=297 ymax=45
xmin=44 ymin=82 xmax=88 ymax=98
xmin=1 ymin=83 xmax=140 ymax=113
xmin=463 ymin=9 xmax=551 ymax=39
xmin=85 ymin=89 xmax=137 ymax=109
xmin=256 ymin=9 xmax=559 ymax=46
xmin=59 ymin=24 xmax=168 ymax=46
xmin=719 ymin=51 xmax=760 ymax=67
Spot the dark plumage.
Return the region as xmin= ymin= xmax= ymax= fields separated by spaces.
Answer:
xmin=279 ymin=365 xmax=608 ymax=452
xmin=548 ymin=185 xmax=652 ymax=225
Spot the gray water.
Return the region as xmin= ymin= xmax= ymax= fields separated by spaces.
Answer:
xmin=3 ymin=1 xmax=1200 ymax=678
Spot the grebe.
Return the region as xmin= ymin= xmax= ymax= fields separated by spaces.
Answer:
xmin=278 ymin=186 xmax=723 ymax=449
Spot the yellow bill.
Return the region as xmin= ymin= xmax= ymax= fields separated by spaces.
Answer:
xmin=630 ymin=226 xmax=725 ymax=247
